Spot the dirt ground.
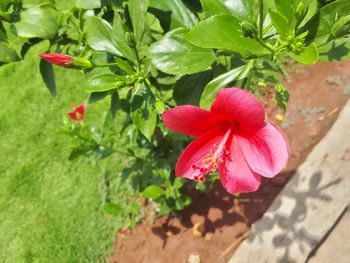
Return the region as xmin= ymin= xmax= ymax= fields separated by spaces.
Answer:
xmin=110 ymin=60 xmax=350 ymax=263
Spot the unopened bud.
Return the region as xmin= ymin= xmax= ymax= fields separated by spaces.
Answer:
xmin=241 ymin=22 xmax=257 ymax=38
xmin=39 ymin=53 xmax=93 ymax=69
xmin=116 ymin=80 xmax=125 ymax=87
xmin=70 ymin=57 xmax=93 ymax=69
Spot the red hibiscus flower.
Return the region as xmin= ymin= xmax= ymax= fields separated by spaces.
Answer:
xmin=68 ymin=104 xmax=87 ymax=123
xmin=162 ymin=88 xmax=289 ymax=194
xmin=39 ymin=53 xmax=74 ymax=67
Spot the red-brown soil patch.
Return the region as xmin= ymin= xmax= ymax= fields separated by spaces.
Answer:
xmin=111 ymin=60 xmax=350 ymax=263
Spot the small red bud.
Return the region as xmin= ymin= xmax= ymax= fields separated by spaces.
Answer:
xmin=39 ymin=53 xmax=74 ymax=67
xmin=118 ymin=227 xmax=128 ymax=235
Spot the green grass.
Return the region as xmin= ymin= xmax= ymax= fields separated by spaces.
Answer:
xmin=0 ymin=44 xmax=133 ymax=263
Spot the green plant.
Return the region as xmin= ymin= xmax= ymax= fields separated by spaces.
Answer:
xmin=1 ymin=0 xmax=350 ymax=217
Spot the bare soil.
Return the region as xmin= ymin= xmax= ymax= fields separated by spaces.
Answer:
xmin=110 ymin=60 xmax=350 ymax=263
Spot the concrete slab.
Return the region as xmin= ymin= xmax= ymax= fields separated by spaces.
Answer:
xmin=307 ymin=208 xmax=350 ymax=263
xmin=228 ymin=99 xmax=350 ymax=263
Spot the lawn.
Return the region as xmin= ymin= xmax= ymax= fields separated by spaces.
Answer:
xmin=0 ymin=43 xmax=132 ymax=262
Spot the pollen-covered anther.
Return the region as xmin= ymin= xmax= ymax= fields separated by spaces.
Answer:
xmin=191 ymin=144 xmax=230 ymax=181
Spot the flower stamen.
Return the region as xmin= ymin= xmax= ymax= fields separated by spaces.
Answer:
xmin=191 ymin=126 xmax=234 ymax=181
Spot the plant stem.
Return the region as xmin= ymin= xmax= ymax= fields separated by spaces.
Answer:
xmin=132 ymin=44 xmax=141 ymax=70
xmin=258 ymin=0 xmax=264 ymax=39
xmin=256 ymin=37 xmax=276 ymax=53
xmin=94 ymin=62 xmax=120 ymax=67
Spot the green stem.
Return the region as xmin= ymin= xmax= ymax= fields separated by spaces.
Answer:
xmin=256 ymin=37 xmax=276 ymax=53
xmin=263 ymin=22 xmax=273 ymax=35
xmin=258 ymin=0 xmax=264 ymax=39
xmin=94 ymin=62 xmax=120 ymax=67
xmin=132 ymin=45 xmax=141 ymax=69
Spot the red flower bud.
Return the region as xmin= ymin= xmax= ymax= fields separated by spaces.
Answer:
xmin=118 ymin=227 xmax=128 ymax=235
xmin=40 ymin=53 xmax=74 ymax=67
xmin=68 ymin=104 xmax=87 ymax=123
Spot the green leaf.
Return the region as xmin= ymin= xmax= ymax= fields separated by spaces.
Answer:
xmin=289 ymin=43 xmax=319 ymax=64
xmin=302 ymin=0 xmax=350 ymax=44
xmin=200 ymin=0 xmax=234 ymax=17
xmin=0 ymin=21 xmax=6 ymax=40
xmin=110 ymin=91 xmax=120 ymax=118
xmin=186 ymin=15 xmax=268 ymax=57
xmin=149 ymin=0 xmax=198 ymax=29
xmin=114 ymin=57 xmax=134 ymax=75
xmin=330 ymin=14 xmax=350 ymax=38
xmin=173 ymin=177 xmax=185 ymax=190
xmin=88 ymin=92 xmax=109 ymax=104
xmin=129 ymin=0 xmax=149 ymax=45
xmin=85 ymin=74 xmax=118 ymax=92
xmin=14 ymin=7 xmax=58 ymax=39
xmin=76 ymin=0 xmax=101 ymax=9
xmin=145 ymin=12 xmax=164 ymax=40
xmin=150 ymin=28 xmax=216 ymax=75
xmin=274 ymin=84 xmax=289 ymax=112
xmin=142 ymin=185 xmax=165 ymax=199
xmin=274 ymin=0 xmax=293 ymax=22
xmin=0 ymin=41 xmax=19 ymax=63
xmin=103 ymin=202 xmax=123 ymax=216
xmin=318 ymin=37 xmax=350 ymax=62
xmin=155 ymin=100 xmax=165 ymax=114
xmin=130 ymin=83 xmax=157 ymax=140
xmin=200 ymin=64 xmax=251 ymax=109
xmin=39 ymin=58 xmax=56 ymax=96
xmin=269 ymin=10 xmax=289 ymax=39
xmin=200 ymin=0 xmax=253 ymax=21
xmin=85 ymin=16 xmax=136 ymax=63
xmin=68 ymin=147 xmax=93 ymax=161
xmin=174 ymin=70 xmax=212 ymax=105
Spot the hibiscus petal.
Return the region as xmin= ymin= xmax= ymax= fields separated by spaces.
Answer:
xmin=210 ymin=88 xmax=265 ymax=133
xmin=237 ymin=123 xmax=289 ymax=178
xmin=175 ymin=126 xmax=228 ymax=179
xmin=163 ymin=105 xmax=227 ymax=137
xmin=218 ymin=136 xmax=261 ymax=194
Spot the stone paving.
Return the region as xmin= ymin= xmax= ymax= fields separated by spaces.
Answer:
xmin=228 ymin=100 xmax=350 ymax=263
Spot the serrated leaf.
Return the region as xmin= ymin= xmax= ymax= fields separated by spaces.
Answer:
xmin=151 ymin=28 xmax=216 ymax=75
xmin=130 ymin=83 xmax=157 ymax=140
xmin=142 ymin=185 xmax=165 ymax=199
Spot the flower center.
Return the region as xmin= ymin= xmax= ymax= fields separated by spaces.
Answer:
xmin=191 ymin=126 xmax=234 ymax=182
